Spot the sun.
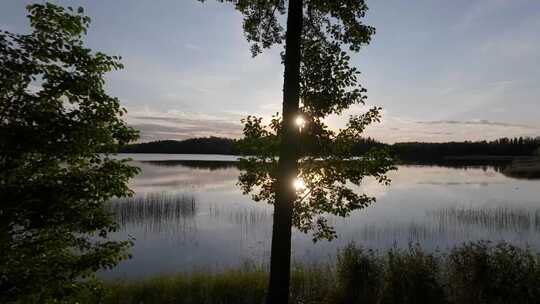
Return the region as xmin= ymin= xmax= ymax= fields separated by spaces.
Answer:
xmin=293 ymin=178 xmax=306 ymax=191
xmin=294 ymin=115 xmax=305 ymax=128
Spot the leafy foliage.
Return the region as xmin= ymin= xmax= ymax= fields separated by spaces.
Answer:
xmin=0 ymin=3 xmax=138 ymax=302
xmin=211 ymin=0 xmax=395 ymax=241
xmin=237 ymin=113 xmax=394 ymax=240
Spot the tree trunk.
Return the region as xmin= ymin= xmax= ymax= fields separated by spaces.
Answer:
xmin=266 ymin=0 xmax=303 ymax=304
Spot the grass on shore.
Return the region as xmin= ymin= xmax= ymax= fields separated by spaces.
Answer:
xmin=79 ymin=241 xmax=540 ymax=304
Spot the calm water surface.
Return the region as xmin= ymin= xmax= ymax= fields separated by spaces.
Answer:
xmin=102 ymin=154 xmax=540 ymax=279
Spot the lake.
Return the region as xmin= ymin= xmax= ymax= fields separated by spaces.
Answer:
xmin=102 ymin=154 xmax=540 ymax=279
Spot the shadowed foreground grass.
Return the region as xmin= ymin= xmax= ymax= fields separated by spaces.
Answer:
xmin=80 ymin=241 xmax=540 ymax=304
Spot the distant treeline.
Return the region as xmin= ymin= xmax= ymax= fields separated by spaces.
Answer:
xmin=119 ymin=136 xmax=540 ymax=160
xmin=119 ymin=137 xmax=238 ymax=154
xmin=394 ymin=137 xmax=540 ymax=161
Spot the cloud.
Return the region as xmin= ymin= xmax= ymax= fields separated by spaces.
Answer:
xmin=318 ymin=105 xmax=540 ymax=143
xmin=362 ymin=113 xmax=540 ymax=144
xmin=416 ymin=120 xmax=538 ymax=130
xmin=453 ymin=0 xmax=509 ymax=32
xmin=184 ymin=43 xmax=201 ymax=51
xmin=124 ymin=109 xmax=540 ymax=144
xmin=126 ymin=108 xmax=243 ymax=142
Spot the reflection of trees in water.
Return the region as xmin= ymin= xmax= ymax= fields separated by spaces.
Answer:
xmin=401 ymin=159 xmax=511 ymax=173
xmin=141 ymin=160 xmax=238 ymax=171
xmin=502 ymin=158 xmax=540 ymax=180
xmin=403 ymin=158 xmax=540 ymax=180
xmin=140 ymin=159 xmax=540 ymax=180
xmin=109 ymin=193 xmax=197 ymax=226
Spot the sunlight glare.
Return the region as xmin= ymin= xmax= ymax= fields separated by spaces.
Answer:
xmin=293 ymin=178 xmax=306 ymax=191
xmin=295 ymin=115 xmax=305 ymax=128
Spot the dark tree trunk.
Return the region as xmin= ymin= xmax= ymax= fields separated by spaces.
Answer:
xmin=266 ymin=0 xmax=303 ymax=304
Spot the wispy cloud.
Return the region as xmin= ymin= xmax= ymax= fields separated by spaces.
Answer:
xmin=362 ymin=114 xmax=540 ymax=143
xmin=5 ymin=1 xmax=537 ymax=143
xmin=123 ymin=106 xmax=540 ymax=144
xmin=416 ymin=120 xmax=538 ymax=130
xmin=126 ymin=108 xmax=243 ymax=142
xmin=453 ymin=0 xmax=509 ymax=32
xmin=184 ymin=43 xmax=201 ymax=51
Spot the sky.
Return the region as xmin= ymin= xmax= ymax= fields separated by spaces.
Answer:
xmin=2 ymin=0 xmax=539 ymax=143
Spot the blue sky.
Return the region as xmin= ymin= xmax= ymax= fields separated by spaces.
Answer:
xmin=2 ymin=0 xmax=539 ymax=142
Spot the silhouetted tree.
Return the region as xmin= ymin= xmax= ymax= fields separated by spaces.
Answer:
xmin=0 ymin=4 xmax=138 ymax=302
xmin=201 ymin=1 xmax=394 ymax=303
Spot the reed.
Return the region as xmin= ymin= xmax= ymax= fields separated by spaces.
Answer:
xmin=429 ymin=206 xmax=538 ymax=232
xmin=109 ymin=193 xmax=198 ymax=226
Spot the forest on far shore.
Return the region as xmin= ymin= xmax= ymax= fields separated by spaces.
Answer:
xmin=119 ymin=136 xmax=540 ymax=161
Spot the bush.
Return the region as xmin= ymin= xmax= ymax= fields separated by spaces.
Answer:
xmin=447 ymin=241 xmax=540 ymax=304
xmin=381 ymin=245 xmax=446 ymax=304
xmin=335 ymin=244 xmax=383 ymax=304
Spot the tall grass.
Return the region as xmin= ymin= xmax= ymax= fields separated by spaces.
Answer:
xmin=109 ymin=193 xmax=197 ymax=226
xmin=77 ymin=241 xmax=540 ymax=304
xmin=429 ymin=206 xmax=538 ymax=232
xmin=98 ymin=267 xmax=267 ymax=304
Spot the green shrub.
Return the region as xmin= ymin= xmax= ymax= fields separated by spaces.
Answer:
xmin=381 ymin=245 xmax=446 ymax=304
xmin=335 ymin=244 xmax=383 ymax=304
xmin=447 ymin=241 xmax=540 ymax=304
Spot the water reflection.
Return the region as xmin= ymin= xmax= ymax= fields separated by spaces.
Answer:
xmin=141 ymin=160 xmax=237 ymax=170
xmin=102 ymin=158 xmax=540 ymax=279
